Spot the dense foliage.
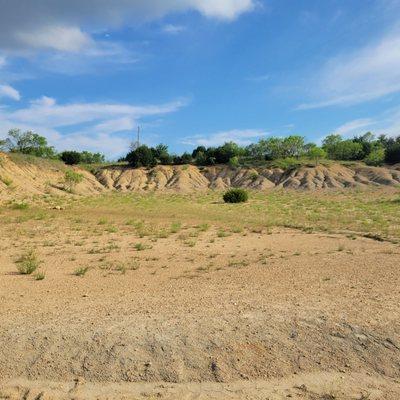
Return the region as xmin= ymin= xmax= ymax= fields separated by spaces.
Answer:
xmin=125 ymin=133 xmax=400 ymax=168
xmin=223 ymin=188 xmax=249 ymax=203
xmin=2 ymin=128 xmax=400 ymax=168
xmin=0 ymin=129 xmax=56 ymax=158
xmin=0 ymin=129 xmax=106 ymax=165
xmin=60 ymin=150 xmax=105 ymax=165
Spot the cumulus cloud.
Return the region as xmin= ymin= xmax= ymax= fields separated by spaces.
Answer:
xmin=0 ymin=0 xmax=254 ymax=53
xmin=298 ymin=31 xmax=400 ymax=109
xmin=182 ymin=128 xmax=267 ymax=147
xmin=0 ymin=84 xmax=20 ymax=101
xmin=0 ymin=95 xmax=188 ymax=157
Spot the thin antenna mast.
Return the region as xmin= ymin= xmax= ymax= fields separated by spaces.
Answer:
xmin=132 ymin=126 xmax=141 ymax=150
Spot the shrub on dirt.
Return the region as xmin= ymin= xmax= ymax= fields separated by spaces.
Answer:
xmin=34 ymin=271 xmax=46 ymax=281
xmin=223 ymin=188 xmax=249 ymax=203
xmin=61 ymin=151 xmax=82 ymax=165
xmin=64 ymin=170 xmax=84 ymax=192
xmin=74 ymin=266 xmax=89 ymax=277
xmin=16 ymin=250 xmax=40 ymax=275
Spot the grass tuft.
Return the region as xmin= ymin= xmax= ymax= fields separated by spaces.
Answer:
xmin=16 ymin=250 xmax=40 ymax=275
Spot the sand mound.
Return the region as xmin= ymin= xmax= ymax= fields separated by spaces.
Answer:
xmin=96 ymin=163 xmax=400 ymax=192
xmin=0 ymin=153 xmax=103 ymax=200
xmin=2 ymin=152 xmax=400 ymax=199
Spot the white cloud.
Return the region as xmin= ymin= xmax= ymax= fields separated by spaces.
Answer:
xmin=298 ymin=31 xmax=400 ymax=109
xmin=9 ymin=96 xmax=187 ymax=128
xmin=0 ymin=1 xmax=254 ymax=53
xmin=94 ymin=117 xmax=135 ymax=134
xmin=0 ymin=84 xmax=20 ymax=101
xmin=0 ymin=95 xmax=188 ymax=157
xmin=15 ymin=26 xmax=93 ymax=53
xmin=163 ymin=24 xmax=186 ymax=34
xmin=182 ymin=129 xmax=267 ymax=147
xmin=335 ymin=118 xmax=376 ymax=137
xmin=326 ymin=107 xmax=400 ymax=145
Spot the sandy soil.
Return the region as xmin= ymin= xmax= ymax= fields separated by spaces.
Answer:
xmin=0 ymin=218 xmax=399 ymax=399
xmin=2 ymin=151 xmax=400 ymax=201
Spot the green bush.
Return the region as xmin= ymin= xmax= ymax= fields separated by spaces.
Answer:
xmin=365 ymin=148 xmax=385 ymax=166
xmin=228 ymin=156 xmax=240 ymax=168
xmin=223 ymin=188 xmax=249 ymax=203
xmin=16 ymin=250 xmax=40 ymax=274
xmin=61 ymin=151 xmax=82 ymax=165
xmin=64 ymin=170 xmax=84 ymax=192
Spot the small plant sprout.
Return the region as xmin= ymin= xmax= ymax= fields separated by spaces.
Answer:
xmin=74 ymin=266 xmax=89 ymax=277
xmin=34 ymin=271 xmax=46 ymax=281
xmin=134 ymin=243 xmax=150 ymax=251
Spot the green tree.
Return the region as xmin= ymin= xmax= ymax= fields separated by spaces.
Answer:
xmin=365 ymin=147 xmax=385 ymax=166
xmin=282 ymin=136 xmax=306 ymax=158
xmin=61 ymin=151 xmax=82 ymax=165
xmin=2 ymin=129 xmax=56 ymax=158
xmin=214 ymin=142 xmax=244 ymax=164
xmin=80 ymin=151 xmax=105 ymax=164
xmin=126 ymin=145 xmax=156 ymax=167
xmin=152 ymin=144 xmax=172 ymax=165
xmin=385 ymin=141 xmax=400 ymax=164
xmin=228 ymin=156 xmax=240 ymax=168
xmin=307 ymin=147 xmax=327 ymax=165
xmin=323 ymin=134 xmax=363 ymax=160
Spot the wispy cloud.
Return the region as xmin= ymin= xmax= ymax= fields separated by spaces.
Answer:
xmin=163 ymin=24 xmax=186 ymax=35
xmin=335 ymin=118 xmax=376 ymax=137
xmin=0 ymin=95 xmax=188 ymax=157
xmin=327 ymin=106 xmax=400 ymax=144
xmin=0 ymin=1 xmax=254 ymax=54
xmin=182 ymin=129 xmax=268 ymax=147
xmin=0 ymin=84 xmax=20 ymax=101
xmin=298 ymin=31 xmax=400 ymax=109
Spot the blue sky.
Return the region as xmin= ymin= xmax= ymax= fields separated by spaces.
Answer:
xmin=1 ymin=0 xmax=400 ymax=159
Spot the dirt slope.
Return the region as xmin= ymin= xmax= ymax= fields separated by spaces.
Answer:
xmin=2 ymin=151 xmax=400 ymax=199
xmin=97 ymin=163 xmax=400 ymax=192
xmin=0 ymin=152 xmax=103 ymax=199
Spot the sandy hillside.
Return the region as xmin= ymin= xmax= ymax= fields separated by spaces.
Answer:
xmin=0 ymin=211 xmax=399 ymax=399
xmin=2 ymin=152 xmax=400 ymax=201
xmin=0 ymin=153 xmax=103 ymax=200
xmin=96 ymin=163 xmax=400 ymax=192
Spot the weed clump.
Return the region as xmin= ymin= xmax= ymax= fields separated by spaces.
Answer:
xmin=74 ymin=266 xmax=89 ymax=277
xmin=223 ymin=189 xmax=249 ymax=204
xmin=34 ymin=271 xmax=46 ymax=281
xmin=16 ymin=250 xmax=40 ymax=274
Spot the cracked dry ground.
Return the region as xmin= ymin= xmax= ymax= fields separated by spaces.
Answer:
xmin=0 ymin=209 xmax=399 ymax=399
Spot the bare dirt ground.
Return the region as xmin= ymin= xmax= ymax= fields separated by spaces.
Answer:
xmin=0 ymin=194 xmax=399 ymax=399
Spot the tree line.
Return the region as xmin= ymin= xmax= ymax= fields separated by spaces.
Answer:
xmin=0 ymin=129 xmax=105 ymax=164
xmin=124 ymin=132 xmax=400 ymax=167
xmin=1 ymin=128 xmax=400 ymax=168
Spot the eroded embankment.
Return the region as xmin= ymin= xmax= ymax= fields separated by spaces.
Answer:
xmin=2 ymin=151 xmax=400 ymax=199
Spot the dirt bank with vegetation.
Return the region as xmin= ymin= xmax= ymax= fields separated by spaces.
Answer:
xmin=2 ymin=152 xmax=400 ymax=200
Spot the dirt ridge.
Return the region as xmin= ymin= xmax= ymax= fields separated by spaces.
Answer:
xmin=2 ymin=152 xmax=400 ymax=199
